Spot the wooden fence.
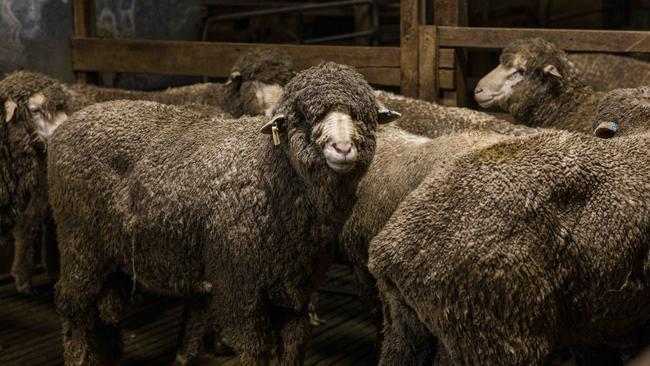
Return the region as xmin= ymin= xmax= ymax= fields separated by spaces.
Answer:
xmin=71 ymin=0 xmax=650 ymax=107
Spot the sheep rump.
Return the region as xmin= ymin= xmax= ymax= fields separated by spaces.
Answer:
xmin=369 ymin=128 xmax=650 ymax=365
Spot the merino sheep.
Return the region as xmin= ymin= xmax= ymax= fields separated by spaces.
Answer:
xmin=48 ymin=62 xmax=398 ymax=365
xmin=0 ymin=72 xmax=226 ymax=294
xmin=0 ymin=47 xmax=291 ymax=294
xmin=368 ymin=90 xmax=650 ymax=365
xmin=69 ymin=47 xmax=295 ymax=117
xmin=474 ymin=37 xmax=605 ymax=134
xmin=569 ymin=53 xmax=650 ymax=92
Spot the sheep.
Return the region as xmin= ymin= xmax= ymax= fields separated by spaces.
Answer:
xmin=368 ymin=91 xmax=650 ymax=365
xmin=375 ymin=90 xmax=532 ymax=138
xmin=0 ymin=47 xmax=292 ymax=294
xmin=569 ymin=53 xmax=650 ymax=92
xmin=68 ymin=47 xmax=295 ymax=117
xmin=338 ymin=126 xmax=528 ymax=342
xmin=48 ymin=62 xmax=398 ymax=366
xmin=474 ymin=37 xmax=605 ymax=134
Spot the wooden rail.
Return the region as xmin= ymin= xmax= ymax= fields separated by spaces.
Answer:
xmin=71 ymin=38 xmax=402 ymax=86
xmin=70 ymin=0 xmax=650 ymax=106
xmin=436 ymin=26 xmax=650 ymax=52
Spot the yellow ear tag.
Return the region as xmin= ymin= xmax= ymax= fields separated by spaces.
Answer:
xmin=271 ymin=124 xmax=281 ymax=146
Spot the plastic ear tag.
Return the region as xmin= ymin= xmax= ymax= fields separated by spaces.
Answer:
xmin=272 ymin=124 xmax=281 ymax=146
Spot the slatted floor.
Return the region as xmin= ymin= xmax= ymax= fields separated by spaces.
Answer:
xmin=0 ymin=264 xmax=377 ymax=365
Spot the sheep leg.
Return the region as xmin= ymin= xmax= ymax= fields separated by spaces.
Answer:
xmin=277 ymin=310 xmax=310 ymax=366
xmin=308 ymin=292 xmax=326 ymax=326
xmin=351 ymin=265 xmax=383 ymax=345
xmin=56 ymin=246 xmax=120 ymax=366
xmin=378 ymin=280 xmax=436 ymax=366
xmin=173 ymin=297 xmax=209 ymax=366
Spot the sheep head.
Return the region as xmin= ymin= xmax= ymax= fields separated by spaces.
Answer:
xmin=593 ymin=86 xmax=650 ymax=138
xmin=225 ymin=47 xmax=296 ymax=117
xmin=260 ymin=62 xmax=400 ymax=177
xmin=474 ymin=38 xmax=581 ymax=112
xmin=0 ymin=71 xmax=73 ymax=235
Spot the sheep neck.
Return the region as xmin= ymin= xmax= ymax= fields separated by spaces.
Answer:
xmin=512 ymin=84 xmax=597 ymax=134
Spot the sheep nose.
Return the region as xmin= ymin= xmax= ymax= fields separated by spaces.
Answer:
xmin=333 ymin=142 xmax=352 ymax=156
xmin=475 ymin=86 xmax=483 ymax=95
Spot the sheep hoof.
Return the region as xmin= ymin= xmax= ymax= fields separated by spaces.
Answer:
xmin=214 ymin=339 xmax=234 ymax=355
xmin=171 ymin=354 xmax=190 ymax=366
xmin=309 ymin=312 xmax=326 ymax=326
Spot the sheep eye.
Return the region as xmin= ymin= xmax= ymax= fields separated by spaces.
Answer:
xmin=28 ymin=106 xmax=42 ymax=116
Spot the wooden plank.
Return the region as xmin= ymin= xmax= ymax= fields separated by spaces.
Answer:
xmin=72 ymin=0 xmax=96 ymax=84
xmin=418 ymin=26 xmax=437 ymax=102
xmin=439 ymin=48 xmax=455 ymax=68
xmin=71 ymin=38 xmax=401 ymax=86
xmin=400 ymin=0 xmax=420 ymax=97
xmin=437 ymin=26 xmax=650 ymax=52
xmin=441 ymin=90 xmax=457 ymax=106
xmin=438 ymin=69 xmax=454 ymax=89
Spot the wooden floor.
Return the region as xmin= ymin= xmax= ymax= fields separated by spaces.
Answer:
xmin=0 ymin=264 xmax=377 ymax=366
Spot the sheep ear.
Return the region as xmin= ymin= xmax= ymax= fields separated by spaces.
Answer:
xmin=4 ymin=100 xmax=17 ymax=123
xmin=259 ymin=114 xmax=286 ymax=134
xmin=543 ymin=64 xmax=562 ymax=78
xmin=225 ymin=71 xmax=242 ymax=86
xmin=594 ymin=121 xmax=619 ymax=139
xmin=377 ymin=103 xmax=401 ymax=124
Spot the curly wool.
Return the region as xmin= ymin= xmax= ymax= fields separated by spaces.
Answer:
xmin=570 ymin=53 xmax=650 ymax=92
xmin=369 ymin=125 xmax=650 ymax=365
xmin=49 ymin=63 xmax=381 ymax=365
xmin=593 ymin=86 xmax=650 ymax=137
xmin=496 ymin=38 xmax=605 ymax=134
xmin=375 ymin=90 xmax=536 ymax=138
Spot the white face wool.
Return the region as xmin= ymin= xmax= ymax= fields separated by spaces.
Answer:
xmin=474 ymin=64 xmax=524 ymax=108
xmin=317 ymin=110 xmax=359 ymax=174
xmin=28 ymin=93 xmax=68 ymax=140
xmin=253 ymin=82 xmax=284 ymax=117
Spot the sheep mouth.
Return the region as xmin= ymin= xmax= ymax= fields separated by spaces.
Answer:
xmin=474 ymin=93 xmax=497 ymax=108
xmin=326 ymin=159 xmax=356 ymax=173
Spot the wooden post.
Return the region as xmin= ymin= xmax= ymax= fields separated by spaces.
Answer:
xmin=418 ymin=26 xmax=437 ymax=102
xmin=434 ymin=0 xmax=467 ymax=106
xmin=400 ymin=0 xmax=420 ymax=98
xmin=73 ymin=0 xmax=96 ymax=84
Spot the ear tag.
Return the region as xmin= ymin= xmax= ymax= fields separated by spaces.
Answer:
xmin=271 ymin=123 xmax=281 ymax=146
xmin=610 ymin=121 xmax=619 ymax=132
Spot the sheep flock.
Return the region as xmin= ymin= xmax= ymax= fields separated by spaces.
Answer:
xmin=2 ymin=39 xmax=650 ymax=366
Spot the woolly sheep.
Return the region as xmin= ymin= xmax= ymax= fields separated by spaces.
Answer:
xmin=368 ymin=96 xmax=650 ymax=365
xmin=0 ymin=47 xmax=291 ymax=294
xmin=69 ymin=47 xmax=295 ymax=117
xmin=474 ymin=37 xmax=605 ymax=134
xmin=48 ymin=62 xmax=398 ymax=365
xmin=569 ymin=53 xmax=650 ymax=92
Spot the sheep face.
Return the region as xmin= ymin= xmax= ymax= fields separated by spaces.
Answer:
xmin=261 ymin=62 xmax=399 ymax=176
xmin=594 ymin=86 xmax=650 ymax=138
xmin=475 ymin=38 xmax=578 ymax=111
xmin=225 ymin=47 xmax=296 ymax=117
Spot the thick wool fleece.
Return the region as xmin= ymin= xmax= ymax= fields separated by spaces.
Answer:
xmin=570 ymin=53 xmax=650 ymax=92
xmin=49 ymin=62 xmax=381 ymax=365
xmin=369 ymin=128 xmax=650 ymax=365
xmin=497 ymin=38 xmax=605 ymax=134
xmin=339 ymin=126 xmax=514 ymax=331
xmin=375 ymin=90 xmax=535 ymax=138
xmin=0 ymin=71 xmax=227 ymax=292
xmin=593 ymin=86 xmax=650 ymax=137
